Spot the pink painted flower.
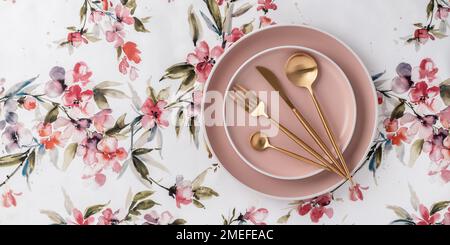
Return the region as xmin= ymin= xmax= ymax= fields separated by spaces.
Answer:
xmin=216 ymin=0 xmax=225 ymax=6
xmin=70 ymin=208 xmax=95 ymax=225
xmin=119 ymin=57 xmax=129 ymax=75
xmin=399 ymin=113 xmax=436 ymax=139
xmin=45 ymin=66 xmax=67 ymax=98
xmin=392 ymin=63 xmax=413 ymax=93
xmin=97 ymin=208 xmax=119 ymax=225
xmin=123 ymin=41 xmax=141 ymax=64
xmin=409 ymin=81 xmax=440 ymax=112
xmin=67 ymin=31 xmax=88 ymax=47
xmin=442 ymin=208 xmax=450 ymax=225
xmin=63 ymin=85 xmax=95 ymax=116
xmin=54 ymin=117 xmax=91 ymax=143
xmin=414 ymin=204 xmax=440 ymax=225
xmin=22 ymin=96 xmax=37 ymax=111
xmin=298 ymin=193 xmax=333 ymax=223
xmin=1 ymin=124 xmax=32 ymax=153
xmin=105 ymin=22 xmax=125 ymax=48
xmin=1 ymin=189 xmax=21 ymax=208
xmin=243 ymin=207 xmax=269 ymax=225
xmin=144 ymin=210 xmax=174 ymax=225
xmin=38 ymin=122 xmax=52 ymax=137
xmin=96 ymin=137 xmax=127 ymax=174
xmin=92 ymin=109 xmax=115 ymax=132
xmin=435 ymin=7 xmax=449 ymax=20
xmin=115 ymin=4 xmax=134 ymax=25
xmin=412 ymin=58 xmax=439 ymax=83
xmin=257 ymin=0 xmax=277 ymax=12
xmin=77 ymin=132 xmax=102 ymax=165
xmin=260 ymin=16 xmax=275 ymax=27
xmin=349 ymin=183 xmax=369 ymax=202
xmin=225 ymin=28 xmax=244 ymax=44
xmin=377 ymin=91 xmax=383 ymax=104
xmin=383 ymin=118 xmax=399 ymax=133
xmin=71 ymin=62 xmax=92 ymax=86
xmin=187 ymin=41 xmax=224 ymax=83
xmin=101 ymin=0 xmax=110 ymax=10
xmin=423 ymin=129 xmax=448 ymax=163
xmin=40 ymin=131 xmax=63 ymax=150
xmin=141 ymin=99 xmax=169 ymax=129
xmin=414 ymin=28 xmax=434 ymax=44
xmin=174 ymin=175 xmax=194 ymax=208
xmin=387 ymin=127 xmax=410 ymax=146
xmin=89 ymin=10 xmax=104 ymax=24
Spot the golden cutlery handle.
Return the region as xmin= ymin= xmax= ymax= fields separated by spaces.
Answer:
xmin=271 ymin=145 xmax=346 ymax=178
xmin=292 ymin=108 xmax=346 ymax=177
xmin=309 ymin=90 xmax=352 ymax=181
xmin=268 ymin=117 xmax=344 ymax=176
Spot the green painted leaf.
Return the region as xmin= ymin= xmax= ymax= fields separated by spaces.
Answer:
xmin=193 ymin=186 xmax=219 ymax=200
xmin=277 ymin=213 xmax=291 ymax=224
xmin=232 ymin=3 xmax=253 ymax=17
xmin=408 ymin=139 xmax=424 ymax=167
xmin=134 ymin=17 xmax=149 ymax=32
xmin=84 ymin=202 xmax=109 ymax=219
xmin=63 ymin=143 xmax=78 ymax=171
xmin=206 ymin=0 xmax=223 ymax=33
xmin=188 ymin=5 xmax=201 ymax=46
xmin=133 ymin=148 xmax=154 ymax=156
xmin=94 ymin=90 xmax=110 ymax=109
xmin=132 ymin=156 xmax=151 ymax=183
xmin=178 ymin=70 xmax=196 ymax=93
xmin=0 ymin=152 xmax=27 ymax=167
xmin=95 ymin=81 xmax=122 ymax=89
xmin=426 ymin=0 xmax=435 ymax=18
xmin=192 ymin=199 xmax=205 ymax=209
xmin=125 ymin=0 xmax=137 ymax=14
xmin=172 ymin=219 xmax=187 ymax=225
xmin=390 ymin=101 xmax=405 ymax=120
xmin=175 ymin=109 xmax=185 ymax=137
xmin=387 ymin=205 xmax=412 ymax=220
xmin=430 ymin=201 xmax=450 ymax=215
xmin=134 ymin=199 xmax=157 ymax=210
xmin=44 ymin=106 xmax=59 ymax=124
xmin=440 ymin=79 xmax=450 ymax=106
xmin=133 ymin=191 xmax=154 ymax=202
xmin=80 ymin=1 xmax=87 ymax=23
xmin=160 ymin=63 xmax=195 ymax=81
xmin=40 ymin=210 xmax=66 ymax=225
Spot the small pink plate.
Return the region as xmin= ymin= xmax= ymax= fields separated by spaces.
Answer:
xmin=202 ymin=25 xmax=378 ymax=200
xmin=223 ymin=46 xmax=357 ymax=180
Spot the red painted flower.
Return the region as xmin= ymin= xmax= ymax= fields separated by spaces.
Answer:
xmin=225 ymin=28 xmax=244 ymax=44
xmin=141 ymin=99 xmax=169 ymax=129
xmin=67 ymin=32 xmax=88 ymax=47
xmin=187 ymin=41 xmax=224 ymax=83
xmin=71 ymin=62 xmax=92 ymax=86
xmin=257 ymin=0 xmax=277 ymax=12
xmin=22 ymin=96 xmax=37 ymax=111
xmin=414 ymin=58 xmax=439 ymax=83
xmin=435 ymin=7 xmax=450 ymax=20
xmin=77 ymin=132 xmax=102 ymax=165
xmin=106 ymin=22 xmax=125 ymax=48
xmin=92 ymin=109 xmax=115 ymax=132
xmin=298 ymin=193 xmax=333 ymax=223
xmin=70 ymin=208 xmax=95 ymax=225
xmin=438 ymin=106 xmax=450 ymax=129
xmin=409 ymin=81 xmax=439 ymax=112
xmin=243 ymin=207 xmax=269 ymax=225
xmin=349 ymin=183 xmax=369 ymax=202
xmin=443 ymin=208 xmax=450 ymax=225
xmin=96 ymin=137 xmax=128 ymax=174
xmin=260 ymin=16 xmax=275 ymax=27
xmin=40 ymin=131 xmax=63 ymax=150
xmin=1 ymin=189 xmax=21 ymax=208
xmin=387 ymin=127 xmax=410 ymax=146
xmin=383 ymin=118 xmax=398 ymax=133
xmin=414 ymin=28 xmax=434 ymax=44
xmin=63 ymin=85 xmax=94 ymax=116
xmin=97 ymin=208 xmax=119 ymax=225
xmin=123 ymin=41 xmax=141 ymax=64
xmin=414 ymin=204 xmax=440 ymax=225
xmin=400 ymin=113 xmax=436 ymax=139
xmin=115 ymin=3 xmax=134 ymax=25
xmin=174 ymin=175 xmax=194 ymax=208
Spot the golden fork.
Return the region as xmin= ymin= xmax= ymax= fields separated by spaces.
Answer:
xmin=229 ymin=84 xmax=346 ymax=177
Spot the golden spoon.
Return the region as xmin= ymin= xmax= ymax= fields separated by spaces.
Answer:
xmin=250 ymin=132 xmax=345 ymax=177
xmin=285 ymin=53 xmax=352 ymax=183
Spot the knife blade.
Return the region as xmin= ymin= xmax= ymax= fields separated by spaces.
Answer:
xmin=256 ymin=66 xmax=295 ymax=109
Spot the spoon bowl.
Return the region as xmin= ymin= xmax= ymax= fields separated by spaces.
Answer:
xmin=250 ymin=132 xmax=271 ymax=152
xmin=285 ymin=53 xmax=318 ymax=90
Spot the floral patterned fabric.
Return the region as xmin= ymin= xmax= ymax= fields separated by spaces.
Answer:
xmin=0 ymin=0 xmax=449 ymax=225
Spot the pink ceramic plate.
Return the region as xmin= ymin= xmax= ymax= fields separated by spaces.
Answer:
xmin=202 ymin=25 xmax=377 ymax=200
xmin=223 ymin=46 xmax=357 ymax=180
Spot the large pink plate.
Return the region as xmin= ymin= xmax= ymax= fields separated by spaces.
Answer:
xmin=223 ymin=46 xmax=357 ymax=180
xmin=201 ymin=25 xmax=377 ymax=199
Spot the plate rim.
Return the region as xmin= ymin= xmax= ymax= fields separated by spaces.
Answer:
xmin=222 ymin=45 xmax=357 ymax=180
xmin=200 ymin=24 xmax=379 ymax=200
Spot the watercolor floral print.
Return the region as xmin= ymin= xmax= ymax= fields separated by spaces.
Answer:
xmin=59 ymin=0 xmax=149 ymax=81
xmin=404 ymin=0 xmax=449 ymax=49
xmin=0 ymin=0 xmax=449 ymax=225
